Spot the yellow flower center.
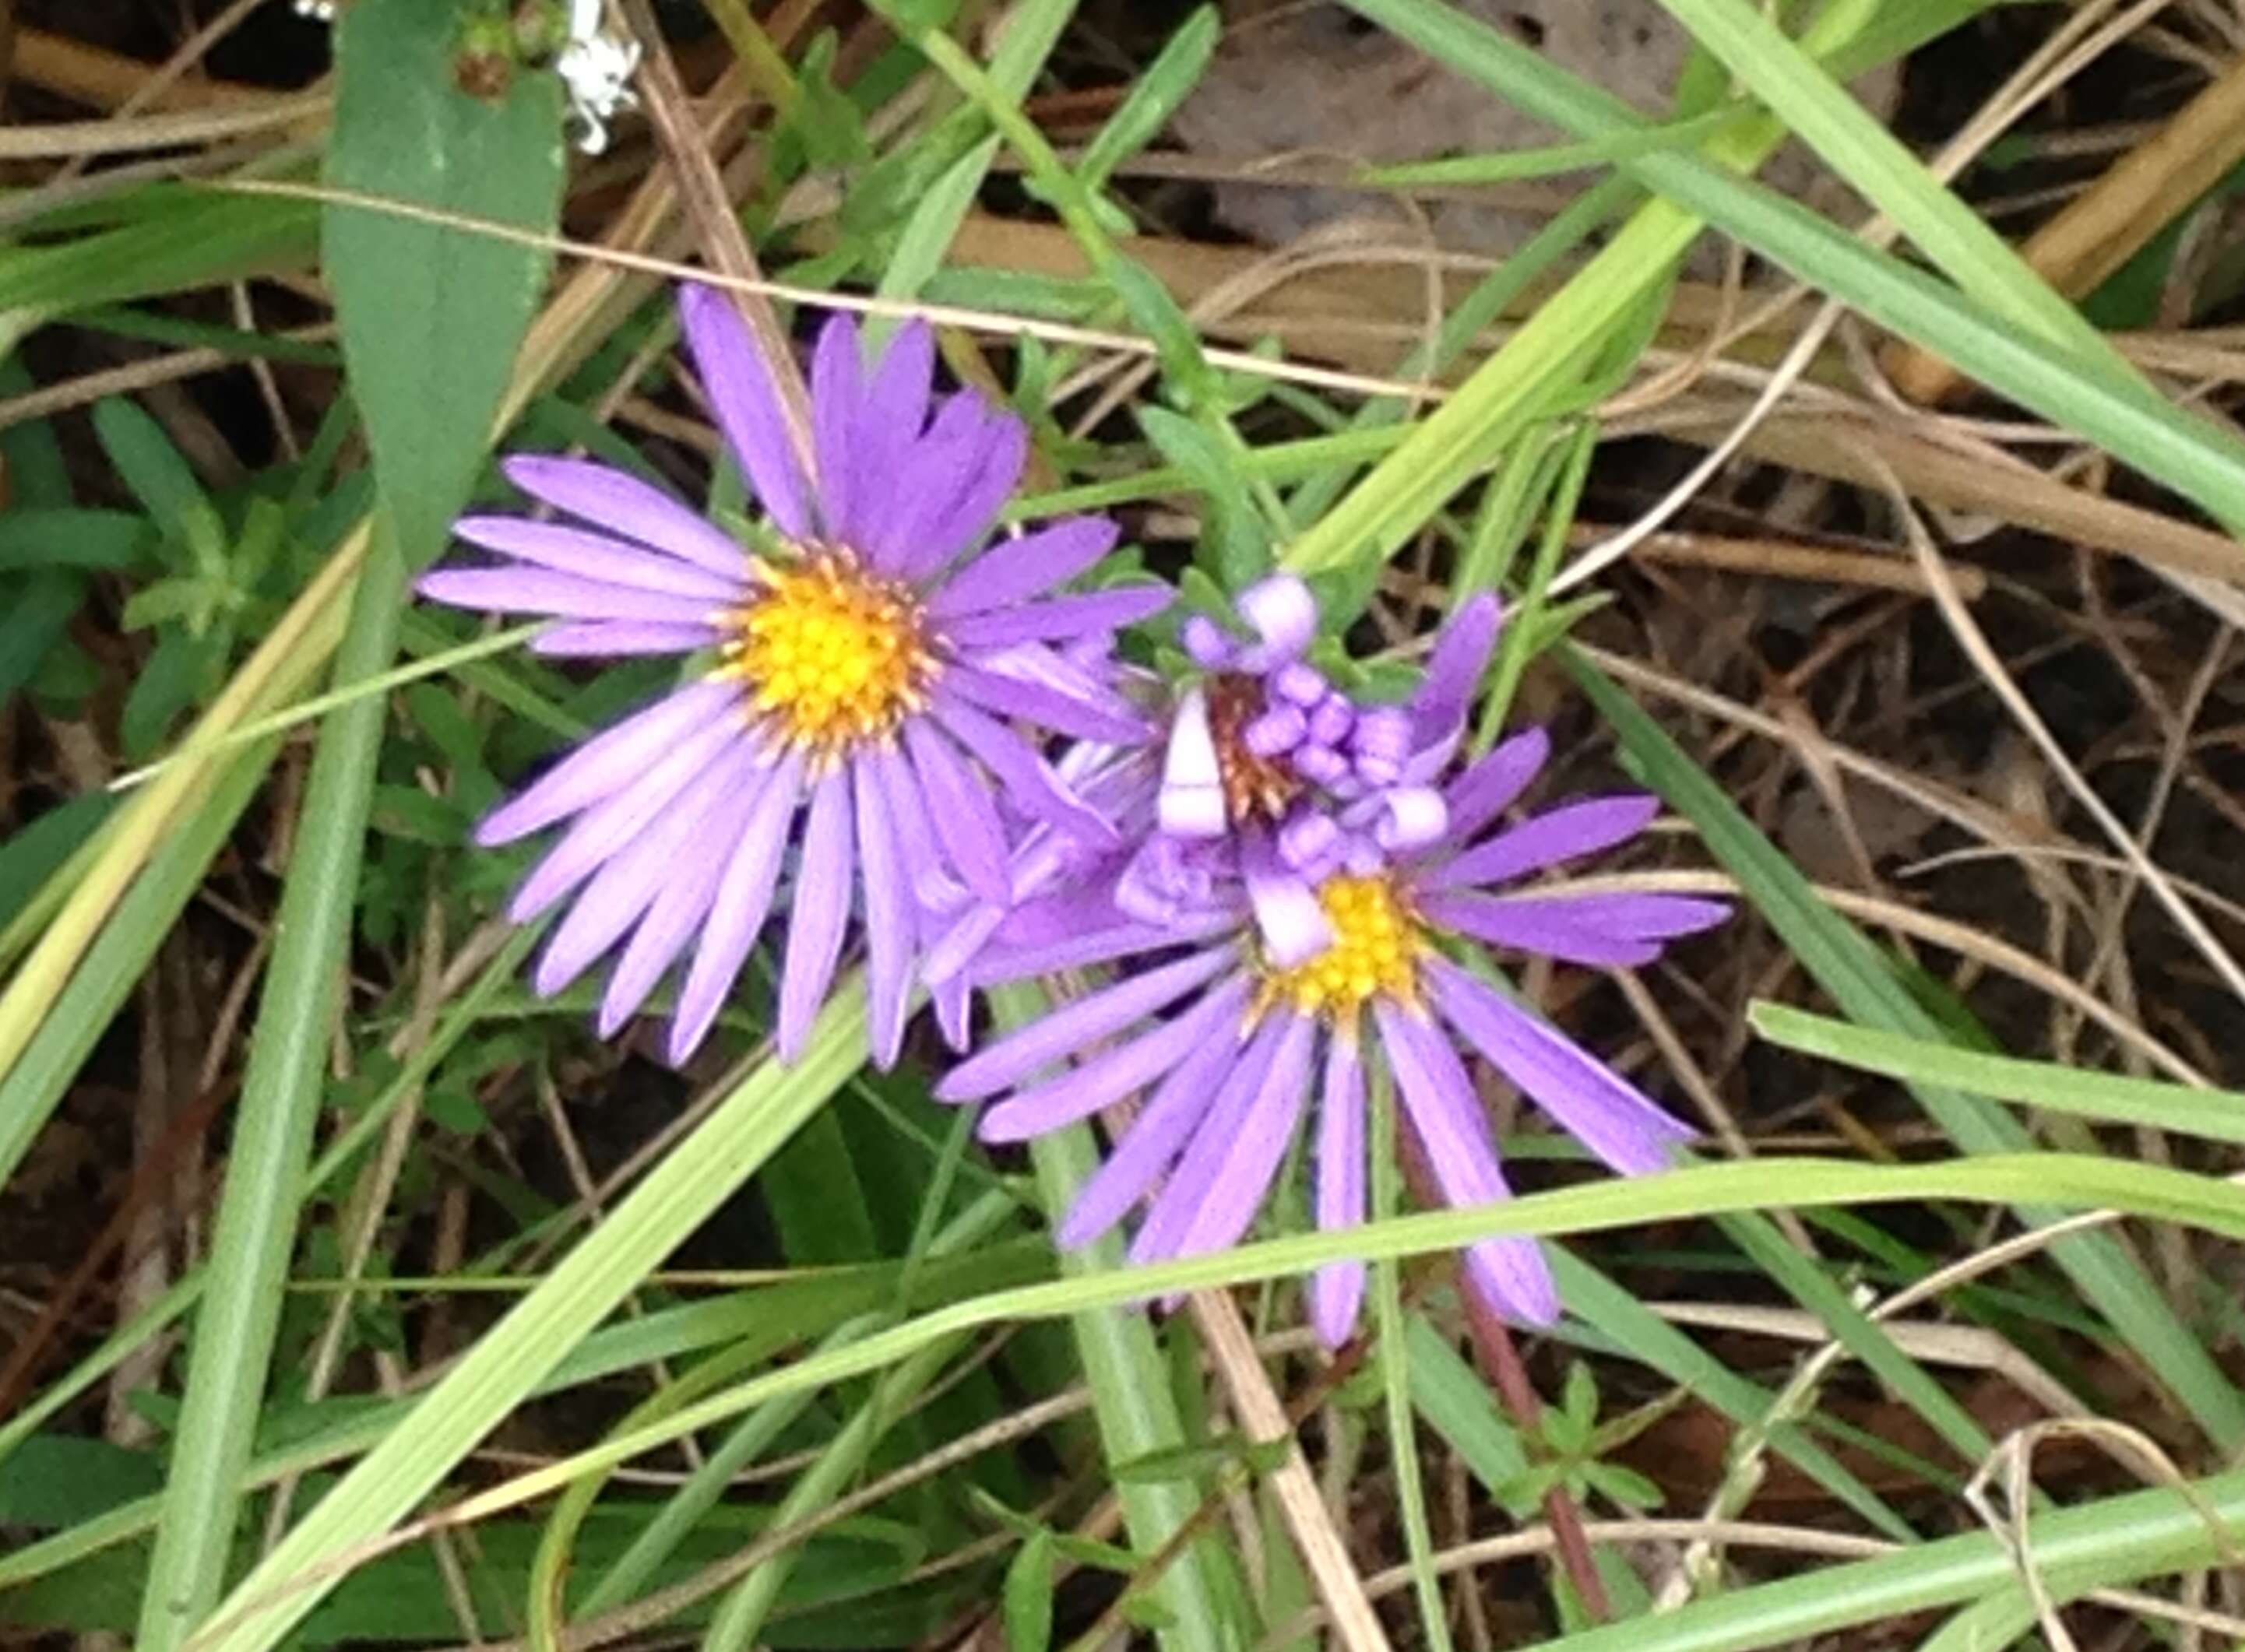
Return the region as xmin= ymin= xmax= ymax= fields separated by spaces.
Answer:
xmin=1261 ymin=873 xmax=1423 ymax=1023
xmin=720 ymin=554 xmax=934 ymax=756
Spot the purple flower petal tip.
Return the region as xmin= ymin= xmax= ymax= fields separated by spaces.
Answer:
xmin=1237 ymin=574 xmax=1315 ymax=663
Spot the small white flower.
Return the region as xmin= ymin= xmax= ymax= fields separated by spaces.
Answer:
xmin=558 ymin=0 xmax=642 ymax=156
xmin=291 ymin=0 xmax=337 ymax=19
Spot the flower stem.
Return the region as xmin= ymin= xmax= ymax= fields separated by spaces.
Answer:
xmin=1396 ymin=1116 xmax=1610 ymax=1623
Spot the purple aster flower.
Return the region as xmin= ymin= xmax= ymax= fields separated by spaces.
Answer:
xmin=420 ymin=286 xmax=1165 ymax=1067
xmin=935 ymin=626 xmax=1726 ymax=1346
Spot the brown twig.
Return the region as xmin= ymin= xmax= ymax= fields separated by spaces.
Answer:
xmin=611 ymin=0 xmax=817 ymax=482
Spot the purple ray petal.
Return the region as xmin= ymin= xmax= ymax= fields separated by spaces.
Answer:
xmin=941 ymin=662 xmax=1145 ymax=744
xmin=418 ymin=567 xmax=727 ymax=627
xmin=1423 ymin=895 xmax=1659 ymax=967
xmin=903 ymin=718 xmax=1011 ymax=906
xmin=667 ymin=750 xmax=806 ymax=1061
xmin=1127 ymin=1016 xmax=1287 ymax=1266
xmin=1441 ymin=728 xmax=1552 ymax=845
xmin=1427 ymin=957 xmax=1692 ymax=1176
xmin=927 ymin=518 xmax=1121 ymax=618
xmin=934 ymin=970 xmax=971 ymax=1051
xmin=852 ymin=753 xmax=913 ymax=1070
xmin=532 ymin=620 xmax=724 ymax=657
xmin=1431 ymin=795 xmax=1662 ymax=891
xmin=936 ymin=946 xmax=1235 ymax=1100
xmin=942 ymin=585 xmax=1170 ymax=648
xmin=776 ymin=767 xmax=856 ymax=1063
xmin=862 ymin=318 xmax=934 ymax=443
xmin=861 ymin=393 xmax=987 ymax=573
xmin=1410 ymin=592 xmax=1501 ymax=746
xmin=1166 ymin=1011 xmax=1314 ymax=1258
xmin=477 ymin=682 xmax=737 ymax=846
xmin=1374 ymin=1000 xmax=1558 ymax=1327
xmin=452 ymin=517 xmax=744 ymax=601
xmin=810 ymin=312 xmax=864 ymax=545
xmin=905 ymin=411 xmax=1029 ymax=582
xmin=1423 ymin=891 xmax=1728 ymax=967
xmin=677 ymin=283 xmax=812 ymax=540
xmin=978 ymin=638 xmax=1138 ymax=720
xmin=867 ymin=743 xmax=966 ymax=912
xmin=932 ymin=695 xmax=1116 ymax=848
xmin=534 ymin=740 xmax=756 ymax=996
xmin=508 ymin=715 xmax=748 ymax=919
xmin=966 ymin=913 xmax=1226 ymax=990
xmin=1057 ymin=1021 xmax=1246 ymax=1249
xmin=832 ymin=318 xmax=938 ymax=557
xmin=501 ymin=455 xmax=751 ymax=580
xmin=1312 ymin=1032 xmax=1367 ymax=1348
xmin=980 ymin=975 xmax=1251 ymax=1143
xmin=596 ymin=747 xmax=771 ymax=1034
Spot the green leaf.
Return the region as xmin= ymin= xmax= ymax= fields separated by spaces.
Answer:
xmin=90 ymin=399 xmax=216 ymax=544
xmin=1407 ymin=1319 xmax=1529 ymax=1500
xmin=193 ymin=987 xmax=878 ymax=1652
xmin=1582 ymin=1460 xmax=1663 ymax=1513
xmin=1568 ymin=649 xmax=2245 ymax=1450
xmin=0 ymin=190 xmax=318 ymax=318
xmin=0 ymin=1436 xmax=162 ymax=1527
xmin=322 ymin=0 xmax=564 ymax=568
xmin=0 ymin=508 xmax=156 ymax=575
xmin=0 ymin=575 xmax=88 ymax=705
xmin=1003 ymin=1530 xmax=1056 ymax=1652
xmin=1079 ymin=8 xmax=1219 ymax=190
xmin=1751 ymin=1001 xmax=2245 ymax=1143
xmin=1138 ymin=405 xmax=1271 ymax=589
xmin=0 ymin=795 xmax=115 ymax=937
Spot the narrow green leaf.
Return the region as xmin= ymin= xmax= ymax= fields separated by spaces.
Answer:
xmin=1752 ymin=1002 xmax=2245 ymax=1143
xmin=322 ymin=0 xmax=563 ymax=566
xmin=1003 ymin=1530 xmax=1057 ymax=1652
xmin=1568 ymin=648 xmax=2245 ymax=1449
xmin=0 ymin=508 xmax=155 ymax=574
xmin=1079 ymin=8 xmax=1219 ymax=190
xmin=0 ymin=190 xmax=318 ymax=317
xmin=195 ymin=987 xmax=874 ymax=1652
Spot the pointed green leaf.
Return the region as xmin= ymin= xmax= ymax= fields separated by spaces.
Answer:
xmin=322 ymin=0 xmax=564 ymax=568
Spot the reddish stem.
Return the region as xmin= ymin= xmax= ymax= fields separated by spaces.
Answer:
xmin=1397 ymin=1117 xmax=1611 ymax=1624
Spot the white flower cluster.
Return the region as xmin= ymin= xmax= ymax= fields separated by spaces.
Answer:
xmin=556 ymin=0 xmax=642 ymax=157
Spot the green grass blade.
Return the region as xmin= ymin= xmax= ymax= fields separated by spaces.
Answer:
xmin=1752 ymin=1002 xmax=2245 ymax=1142
xmin=1567 ymin=648 xmax=2245 ymax=1449
xmin=1536 ymin=1471 xmax=2245 ymax=1652
xmin=0 ymin=734 xmax=274 ymax=1193
xmin=1028 ymin=1128 xmax=1241 ymax=1652
xmin=194 ymin=984 xmax=875 ymax=1652
xmin=1337 ymin=0 xmax=2245 ymax=542
xmin=199 ymin=1150 xmax=2245 ymax=1593
xmin=1649 ymin=0 xmax=2118 ymax=371
xmin=133 ymin=524 xmax=415 ymax=1652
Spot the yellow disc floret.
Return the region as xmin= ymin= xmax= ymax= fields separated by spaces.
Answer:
xmin=1261 ymin=873 xmax=1423 ymax=1023
xmin=720 ymin=554 xmax=934 ymax=757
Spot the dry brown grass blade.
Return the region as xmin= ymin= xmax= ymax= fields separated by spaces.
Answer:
xmin=1887 ymin=54 xmax=2245 ymax=402
xmin=12 ymin=24 xmax=280 ymax=111
xmin=1186 ymin=1292 xmax=1392 ymax=1652
xmin=931 ymin=213 xmax=2245 ymax=586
